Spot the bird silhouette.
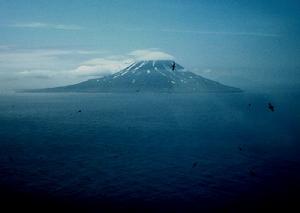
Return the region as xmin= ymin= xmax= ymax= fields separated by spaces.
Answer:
xmin=268 ymin=102 xmax=275 ymax=112
xmin=171 ymin=61 xmax=176 ymax=71
xmin=192 ymin=162 xmax=198 ymax=168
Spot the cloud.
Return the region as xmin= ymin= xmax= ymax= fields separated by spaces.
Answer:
xmin=0 ymin=48 xmax=104 ymax=71
xmin=18 ymin=70 xmax=55 ymax=79
xmin=9 ymin=22 xmax=83 ymax=30
xmin=0 ymin=45 xmax=14 ymax=50
xmin=202 ymin=69 xmax=212 ymax=74
xmin=0 ymin=48 xmax=174 ymax=89
xmin=0 ymin=48 xmax=108 ymax=85
xmin=161 ymin=29 xmax=281 ymax=37
xmin=70 ymin=49 xmax=175 ymax=77
xmin=71 ymin=58 xmax=133 ymax=77
xmin=20 ymin=49 xmax=174 ymax=78
xmin=129 ymin=49 xmax=174 ymax=60
xmin=125 ymin=28 xmax=280 ymax=38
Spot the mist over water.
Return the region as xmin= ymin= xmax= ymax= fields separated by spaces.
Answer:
xmin=0 ymin=89 xmax=299 ymax=212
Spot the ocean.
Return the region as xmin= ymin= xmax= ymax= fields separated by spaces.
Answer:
xmin=0 ymin=90 xmax=299 ymax=212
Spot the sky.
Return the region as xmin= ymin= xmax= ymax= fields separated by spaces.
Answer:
xmin=0 ymin=0 xmax=299 ymax=90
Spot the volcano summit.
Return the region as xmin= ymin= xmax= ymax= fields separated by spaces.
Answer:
xmin=29 ymin=60 xmax=241 ymax=93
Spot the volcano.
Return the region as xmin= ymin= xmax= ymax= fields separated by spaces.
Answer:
xmin=29 ymin=60 xmax=241 ymax=93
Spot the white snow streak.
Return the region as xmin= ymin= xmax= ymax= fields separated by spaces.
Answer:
xmin=121 ymin=70 xmax=129 ymax=76
xmin=126 ymin=62 xmax=136 ymax=71
xmin=134 ymin=61 xmax=146 ymax=70
xmin=157 ymin=70 xmax=167 ymax=77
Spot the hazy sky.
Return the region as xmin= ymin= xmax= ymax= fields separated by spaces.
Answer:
xmin=0 ymin=0 xmax=299 ymax=90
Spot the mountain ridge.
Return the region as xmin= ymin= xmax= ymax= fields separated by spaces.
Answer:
xmin=24 ymin=60 xmax=242 ymax=93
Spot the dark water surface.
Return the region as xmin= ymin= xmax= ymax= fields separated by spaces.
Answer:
xmin=0 ymin=91 xmax=299 ymax=212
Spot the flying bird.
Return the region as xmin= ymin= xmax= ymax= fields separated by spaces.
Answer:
xmin=171 ymin=61 xmax=176 ymax=71
xmin=192 ymin=162 xmax=198 ymax=168
xmin=268 ymin=102 xmax=275 ymax=112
